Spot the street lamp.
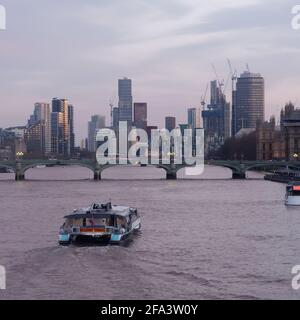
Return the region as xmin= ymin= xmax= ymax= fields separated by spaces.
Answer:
xmin=16 ymin=152 xmax=24 ymax=159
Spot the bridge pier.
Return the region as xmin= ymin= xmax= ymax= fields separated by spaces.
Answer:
xmin=15 ymin=173 xmax=25 ymax=181
xmin=94 ymin=171 xmax=102 ymax=181
xmin=232 ymin=172 xmax=246 ymax=180
xmin=166 ymin=171 xmax=177 ymax=180
xmin=15 ymin=161 xmax=25 ymax=181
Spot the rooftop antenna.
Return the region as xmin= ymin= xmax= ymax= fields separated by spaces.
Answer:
xmin=227 ymin=58 xmax=238 ymax=135
xmin=246 ymin=63 xmax=250 ymax=72
xmin=109 ymin=98 xmax=114 ymax=127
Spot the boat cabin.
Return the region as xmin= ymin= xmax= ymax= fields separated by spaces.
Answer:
xmin=62 ymin=202 xmax=139 ymax=234
xmin=286 ymin=184 xmax=300 ymax=196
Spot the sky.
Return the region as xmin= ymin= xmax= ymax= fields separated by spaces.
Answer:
xmin=0 ymin=0 xmax=300 ymax=143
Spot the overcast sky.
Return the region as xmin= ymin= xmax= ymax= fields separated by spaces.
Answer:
xmin=1 ymin=0 xmax=300 ymax=142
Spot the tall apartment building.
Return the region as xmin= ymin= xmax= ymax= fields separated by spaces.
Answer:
xmin=68 ymin=104 xmax=75 ymax=155
xmin=51 ymin=112 xmax=64 ymax=155
xmin=51 ymin=98 xmax=75 ymax=157
xmin=118 ymin=77 xmax=133 ymax=125
xmin=235 ymin=71 xmax=265 ymax=135
xmin=133 ymin=102 xmax=147 ymax=129
xmin=26 ymin=103 xmax=51 ymax=156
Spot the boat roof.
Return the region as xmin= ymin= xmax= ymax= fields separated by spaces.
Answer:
xmin=64 ymin=203 xmax=134 ymax=219
xmin=287 ymin=182 xmax=300 ymax=186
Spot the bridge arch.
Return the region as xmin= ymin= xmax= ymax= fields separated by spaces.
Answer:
xmin=98 ymin=164 xmax=168 ymax=180
xmin=20 ymin=163 xmax=95 ymax=176
xmin=0 ymin=164 xmax=15 ymax=173
xmin=16 ymin=161 xmax=96 ymax=181
xmin=245 ymin=162 xmax=300 ymax=172
xmin=205 ymin=162 xmax=246 ymax=179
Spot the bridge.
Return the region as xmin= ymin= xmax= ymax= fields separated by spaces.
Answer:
xmin=0 ymin=159 xmax=300 ymax=181
xmin=0 ymin=159 xmax=191 ymax=181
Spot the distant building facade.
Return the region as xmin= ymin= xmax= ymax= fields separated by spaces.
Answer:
xmin=0 ymin=126 xmax=27 ymax=160
xmin=88 ymin=115 xmax=106 ymax=152
xmin=165 ymin=117 xmax=176 ymax=132
xmin=256 ymin=103 xmax=300 ymax=161
xmin=281 ymin=103 xmax=300 ymax=161
xmin=134 ymin=103 xmax=147 ymax=129
xmin=188 ymin=108 xmax=201 ymax=129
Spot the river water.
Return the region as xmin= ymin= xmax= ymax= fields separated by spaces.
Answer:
xmin=0 ymin=165 xmax=299 ymax=300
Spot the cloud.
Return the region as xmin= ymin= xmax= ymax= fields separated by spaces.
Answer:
xmin=0 ymin=0 xmax=299 ymax=141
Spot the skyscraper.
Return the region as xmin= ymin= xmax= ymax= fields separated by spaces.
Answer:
xmin=34 ymin=103 xmax=51 ymax=155
xmin=118 ymin=78 xmax=133 ymax=125
xmin=234 ymin=71 xmax=265 ymax=135
xmin=165 ymin=117 xmax=176 ymax=132
xmin=51 ymin=98 xmax=74 ymax=157
xmin=88 ymin=115 xmax=106 ymax=152
xmin=188 ymin=108 xmax=201 ymax=129
xmin=51 ymin=112 xmax=64 ymax=155
xmin=134 ymin=102 xmax=147 ymax=129
xmin=68 ymin=104 xmax=75 ymax=155
xmin=26 ymin=103 xmax=51 ymax=156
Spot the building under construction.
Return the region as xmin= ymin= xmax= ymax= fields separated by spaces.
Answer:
xmin=202 ymin=80 xmax=231 ymax=156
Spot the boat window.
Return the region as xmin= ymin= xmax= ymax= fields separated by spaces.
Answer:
xmin=116 ymin=216 xmax=127 ymax=228
xmin=65 ymin=219 xmax=72 ymax=228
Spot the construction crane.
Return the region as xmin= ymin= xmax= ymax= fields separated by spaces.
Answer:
xmin=227 ymin=58 xmax=238 ymax=96
xmin=211 ymin=63 xmax=224 ymax=95
xmin=227 ymin=58 xmax=238 ymax=135
xmin=200 ymin=82 xmax=209 ymax=110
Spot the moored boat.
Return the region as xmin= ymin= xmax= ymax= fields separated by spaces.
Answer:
xmin=285 ymin=182 xmax=300 ymax=206
xmin=59 ymin=202 xmax=141 ymax=245
xmin=265 ymin=169 xmax=300 ymax=183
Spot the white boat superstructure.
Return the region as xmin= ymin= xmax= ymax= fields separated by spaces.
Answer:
xmin=285 ymin=183 xmax=300 ymax=206
xmin=58 ymin=202 xmax=141 ymax=245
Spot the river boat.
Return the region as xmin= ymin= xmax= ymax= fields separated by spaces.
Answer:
xmin=59 ymin=202 xmax=141 ymax=245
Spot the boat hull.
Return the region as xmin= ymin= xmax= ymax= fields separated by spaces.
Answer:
xmin=285 ymin=196 xmax=300 ymax=206
xmin=72 ymin=234 xmax=111 ymax=244
xmin=58 ymin=233 xmax=71 ymax=245
xmin=59 ymin=225 xmax=141 ymax=246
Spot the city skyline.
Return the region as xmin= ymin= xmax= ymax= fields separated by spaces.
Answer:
xmin=1 ymin=0 xmax=300 ymax=142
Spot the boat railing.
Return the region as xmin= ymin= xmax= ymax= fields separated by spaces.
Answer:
xmin=71 ymin=225 xmax=117 ymax=234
